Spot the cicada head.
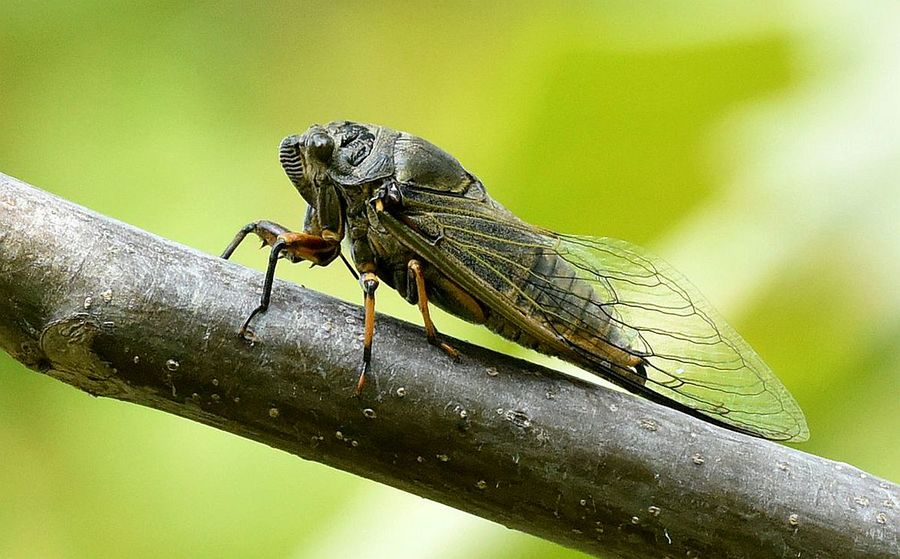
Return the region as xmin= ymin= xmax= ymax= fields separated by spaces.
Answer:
xmin=281 ymin=122 xmax=392 ymax=188
xmin=278 ymin=130 xmax=346 ymax=240
xmin=289 ymin=121 xmax=480 ymax=192
xmin=280 ymin=121 xmax=487 ymax=235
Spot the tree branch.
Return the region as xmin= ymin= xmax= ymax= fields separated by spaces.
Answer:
xmin=0 ymin=173 xmax=896 ymax=559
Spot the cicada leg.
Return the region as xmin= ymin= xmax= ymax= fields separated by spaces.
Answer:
xmin=356 ymin=271 xmax=379 ymax=395
xmin=221 ymin=220 xmax=342 ymax=341
xmin=407 ymin=259 xmax=460 ymax=361
xmin=222 ymin=220 xmax=342 ymax=263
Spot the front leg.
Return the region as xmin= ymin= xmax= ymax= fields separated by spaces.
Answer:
xmin=221 ymin=220 xmax=342 ymax=340
xmin=221 ymin=220 xmax=341 ymax=264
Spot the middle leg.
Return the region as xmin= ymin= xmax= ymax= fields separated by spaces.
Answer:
xmin=356 ymin=271 xmax=379 ymax=395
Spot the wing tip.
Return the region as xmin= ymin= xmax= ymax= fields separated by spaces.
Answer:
xmin=784 ymin=418 xmax=810 ymax=443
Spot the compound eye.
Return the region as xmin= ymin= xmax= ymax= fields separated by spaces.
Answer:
xmin=306 ymin=132 xmax=334 ymax=163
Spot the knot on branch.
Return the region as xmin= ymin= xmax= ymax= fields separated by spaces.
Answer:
xmin=40 ymin=313 xmax=132 ymax=398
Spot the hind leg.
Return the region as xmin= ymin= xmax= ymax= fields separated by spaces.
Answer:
xmin=407 ymin=259 xmax=460 ymax=361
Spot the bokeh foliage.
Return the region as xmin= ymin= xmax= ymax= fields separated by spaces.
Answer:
xmin=1 ymin=3 xmax=897 ymax=558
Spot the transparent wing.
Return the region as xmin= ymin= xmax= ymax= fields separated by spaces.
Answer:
xmin=385 ymin=207 xmax=809 ymax=442
xmin=550 ymin=234 xmax=809 ymax=441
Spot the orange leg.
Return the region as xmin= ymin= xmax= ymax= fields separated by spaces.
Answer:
xmin=222 ymin=220 xmax=342 ymax=266
xmin=356 ymin=272 xmax=379 ymax=395
xmin=408 ymin=260 xmax=460 ymax=361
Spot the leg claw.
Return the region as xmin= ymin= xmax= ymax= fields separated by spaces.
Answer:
xmin=440 ymin=342 xmax=461 ymax=362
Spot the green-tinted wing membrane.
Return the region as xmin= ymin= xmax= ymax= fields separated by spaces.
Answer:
xmin=380 ymin=202 xmax=808 ymax=442
xmin=552 ymin=234 xmax=808 ymax=441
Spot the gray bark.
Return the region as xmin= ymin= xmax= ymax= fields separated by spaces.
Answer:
xmin=0 ymin=172 xmax=896 ymax=559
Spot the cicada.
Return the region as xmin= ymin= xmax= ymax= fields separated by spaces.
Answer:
xmin=222 ymin=121 xmax=809 ymax=442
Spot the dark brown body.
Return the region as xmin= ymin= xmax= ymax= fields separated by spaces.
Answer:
xmin=223 ymin=121 xmax=809 ymax=442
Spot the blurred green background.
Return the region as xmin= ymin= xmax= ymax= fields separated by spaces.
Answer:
xmin=1 ymin=2 xmax=898 ymax=558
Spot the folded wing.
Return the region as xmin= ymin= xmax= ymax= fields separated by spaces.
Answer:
xmin=379 ymin=192 xmax=808 ymax=442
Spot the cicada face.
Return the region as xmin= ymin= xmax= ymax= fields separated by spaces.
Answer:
xmin=280 ymin=123 xmax=389 ymax=192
